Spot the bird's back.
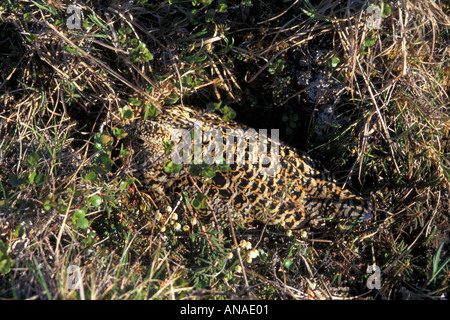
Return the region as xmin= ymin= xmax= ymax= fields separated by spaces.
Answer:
xmin=125 ymin=105 xmax=373 ymax=230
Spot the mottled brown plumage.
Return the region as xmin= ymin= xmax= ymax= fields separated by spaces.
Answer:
xmin=125 ymin=106 xmax=372 ymax=230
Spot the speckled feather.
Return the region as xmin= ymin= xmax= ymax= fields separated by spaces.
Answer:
xmin=125 ymin=106 xmax=373 ymax=230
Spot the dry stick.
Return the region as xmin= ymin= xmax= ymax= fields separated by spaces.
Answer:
xmin=257 ymin=0 xmax=300 ymax=25
xmin=266 ymin=14 xmax=304 ymax=52
xmin=341 ymin=5 xmax=359 ymax=86
xmin=58 ymin=140 xmax=92 ymax=191
xmin=246 ymin=269 xmax=301 ymax=299
xmin=398 ymin=1 xmax=409 ymax=78
xmin=342 ymin=109 xmax=373 ymax=188
xmin=254 ymin=219 xmax=270 ymax=249
xmin=167 ymin=46 xmax=185 ymax=106
xmin=227 ymin=210 xmax=250 ymax=290
xmin=363 ymin=76 xmax=400 ymax=176
xmin=210 ymin=56 xmax=232 ymax=95
xmin=55 ymin=184 xmax=77 ymax=264
xmin=140 ymin=188 xmax=159 ymax=210
xmin=245 ymin=49 xmax=287 ymax=84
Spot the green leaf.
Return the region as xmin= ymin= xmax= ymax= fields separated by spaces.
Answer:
xmin=13 ymin=225 xmax=25 ymax=238
xmin=144 ymin=103 xmax=157 ymax=120
xmin=84 ymin=172 xmax=98 ymax=182
xmin=0 ymin=200 xmax=9 ymax=211
xmin=25 ymin=34 xmax=38 ymax=42
xmin=28 ymin=171 xmax=36 ymax=184
xmin=184 ymin=30 xmax=209 ymax=41
xmin=188 ymin=164 xmax=201 ymax=177
xmin=44 ymin=199 xmax=52 ymax=211
xmin=94 ymin=132 xmax=113 ymax=151
xmin=218 ymin=3 xmax=227 ymax=12
xmin=30 ymin=0 xmax=58 ymax=14
xmin=113 ymin=127 xmax=127 ymax=139
xmin=364 ymin=38 xmax=376 ymax=47
xmin=27 ymin=152 xmax=39 ymax=168
xmin=182 ymin=55 xmax=207 ymax=63
xmin=329 ymin=56 xmax=340 ymax=68
xmin=8 ymin=174 xmax=23 ymax=188
xmin=164 ymin=94 xmax=179 ymax=105
xmin=64 ymin=45 xmax=83 ymax=56
xmin=128 ymin=97 xmax=142 ymax=106
xmin=88 ymin=12 xmax=108 ymax=30
xmin=191 ymin=193 xmax=208 ymax=210
xmin=142 ymin=50 xmax=153 ymax=62
xmin=381 ymin=4 xmax=391 ymax=18
xmin=0 ymin=240 xmax=15 ymax=275
xmin=205 ymin=167 xmax=216 ymax=178
xmin=216 ymin=161 xmax=230 ymax=172
xmin=122 ymin=105 xmax=134 ymax=119
xmin=283 ymin=259 xmax=294 ymax=270
xmin=35 ymin=173 xmax=45 ymax=185
xmin=300 ymin=3 xmax=330 ymax=22
xmin=119 ymin=180 xmax=129 ymax=189
xmin=94 ymin=155 xmax=113 ymax=174
xmin=98 ymin=132 xmax=112 ymax=145
xmin=205 ymin=9 xmax=215 ymax=23
xmin=423 ymin=242 xmax=450 ymax=287
xmin=74 ymin=207 xmax=87 ymax=219
xmin=163 ymin=141 xmax=175 ymax=154
xmin=206 ymin=101 xmax=222 ymax=112
xmin=221 ymin=106 xmax=236 ymax=121
xmin=89 ymin=195 xmax=103 ymax=207
xmin=183 ymin=75 xmax=193 ymax=86
xmin=83 ymin=19 xmax=94 ymax=31
xmin=119 ymin=144 xmax=131 ymax=158
xmin=77 ymin=217 xmax=90 ymax=229
xmin=361 ymin=46 xmax=368 ymax=55
xmin=163 ymin=160 xmax=183 ymax=174
xmin=93 ymin=142 xmax=102 ymax=150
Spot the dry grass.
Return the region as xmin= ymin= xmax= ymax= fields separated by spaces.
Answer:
xmin=0 ymin=0 xmax=449 ymax=300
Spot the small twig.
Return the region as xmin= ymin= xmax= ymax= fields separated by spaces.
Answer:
xmin=227 ymin=210 xmax=249 ymax=289
xmin=257 ymin=0 xmax=300 ymax=25
xmin=55 ymin=184 xmax=77 ymax=263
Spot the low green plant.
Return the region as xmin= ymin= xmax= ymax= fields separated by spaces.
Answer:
xmin=0 ymin=240 xmax=14 ymax=275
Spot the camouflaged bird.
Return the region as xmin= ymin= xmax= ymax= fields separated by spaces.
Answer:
xmin=125 ymin=105 xmax=372 ymax=230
